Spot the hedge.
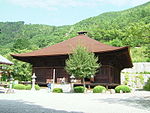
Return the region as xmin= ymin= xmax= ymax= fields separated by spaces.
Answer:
xmin=13 ymin=84 xmax=40 ymax=90
xmin=143 ymin=78 xmax=150 ymax=91
xmin=74 ymin=86 xmax=85 ymax=93
xmin=13 ymin=84 xmax=26 ymax=90
xmin=52 ymin=88 xmax=63 ymax=93
xmin=115 ymin=85 xmax=131 ymax=93
xmin=93 ymin=85 xmax=106 ymax=93
xmin=25 ymin=84 xmax=40 ymax=90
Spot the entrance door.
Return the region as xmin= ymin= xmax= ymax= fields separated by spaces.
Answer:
xmin=33 ymin=67 xmax=70 ymax=84
xmin=33 ymin=67 xmax=53 ymax=83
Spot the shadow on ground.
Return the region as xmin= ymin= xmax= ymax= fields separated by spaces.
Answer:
xmin=96 ymin=96 xmax=150 ymax=111
xmin=0 ymin=100 xmax=83 ymax=113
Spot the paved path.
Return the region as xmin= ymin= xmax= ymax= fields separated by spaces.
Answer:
xmin=0 ymin=89 xmax=150 ymax=113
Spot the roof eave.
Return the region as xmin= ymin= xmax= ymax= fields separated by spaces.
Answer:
xmin=11 ymin=46 xmax=129 ymax=58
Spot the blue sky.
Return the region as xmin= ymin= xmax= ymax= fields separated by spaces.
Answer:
xmin=0 ymin=0 xmax=149 ymax=26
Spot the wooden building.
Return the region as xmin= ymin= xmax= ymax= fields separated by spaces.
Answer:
xmin=11 ymin=32 xmax=133 ymax=87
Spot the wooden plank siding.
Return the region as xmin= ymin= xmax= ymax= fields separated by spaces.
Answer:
xmin=33 ymin=65 xmax=121 ymax=85
xmin=33 ymin=67 xmax=70 ymax=84
xmin=94 ymin=65 xmax=120 ymax=84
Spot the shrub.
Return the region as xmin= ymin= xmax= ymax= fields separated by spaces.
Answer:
xmin=52 ymin=88 xmax=63 ymax=93
xmin=115 ymin=85 xmax=131 ymax=93
xmin=13 ymin=84 xmax=26 ymax=90
xmin=25 ymin=84 xmax=40 ymax=90
xmin=143 ymin=78 xmax=150 ymax=91
xmin=93 ymin=85 xmax=106 ymax=93
xmin=25 ymin=84 xmax=32 ymax=90
xmin=74 ymin=86 xmax=85 ymax=93
xmin=35 ymin=85 xmax=40 ymax=90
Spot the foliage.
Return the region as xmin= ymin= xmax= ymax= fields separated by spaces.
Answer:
xmin=10 ymin=60 xmax=32 ymax=81
xmin=130 ymin=47 xmax=149 ymax=62
xmin=25 ymin=84 xmax=40 ymax=90
xmin=52 ymin=88 xmax=63 ymax=93
xmin=137 ymin=72 xmax=150 ymax=74
xmin=136 ymin=75 xmax=144 ymax=84
xmin=65 ymin=46 xmax=100 ymax=87
xmin=108 ymin=38 xmax=123 ymax=47
xmin=122 ymin=73 xmax=146 ymax=88
xmin=35 ymin=84 xmax=40 ymax=90
xmin=12 ymin=38 xmax=31 ymax=50
xmin=143 ymin=78 xmax=150 ymax=91
xmin=115 ymin=85 xmax=131 ymax=93
xmin=144 ymin=43 xmax=150 ymax=62
xmin=25 ymin=84 xmax=31 ymax=90
xmin=1 ymin=49 xmax=32 ymax=81
xmin=123 ymin=73 xmax=129 ymax=85
xmin=1 ymin=73 xmax=8 ymax=81
xmin=13 ymin=84 xmax=26 ymax=90
xmin=93 ymin=85 xmax=106 ymax=93
xmin=74 ymin=86 xmax=85 ymax=93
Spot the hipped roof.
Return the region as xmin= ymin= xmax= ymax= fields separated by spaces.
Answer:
xmin=12 ymin=34 xmax=128 ymax=57
xmin=0 ymin=55 xmax=13 ymax=65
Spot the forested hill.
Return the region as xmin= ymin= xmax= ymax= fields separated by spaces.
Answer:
xmin=0 ymin=1 xmax=150 ymax=62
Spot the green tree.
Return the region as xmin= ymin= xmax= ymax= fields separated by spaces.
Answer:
xmin=144 ymin=43 xmax=150 ymax=61
xmin=3 ymin=49 xmax=32 ymax=81
xmin=13 ymin=38 xmax=31 ymax=50
xmin=65 ymin=46 xmax=100 ymax=87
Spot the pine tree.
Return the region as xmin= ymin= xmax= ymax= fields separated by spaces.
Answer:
xmin=65 ymin=46 xmax=100 ymax=87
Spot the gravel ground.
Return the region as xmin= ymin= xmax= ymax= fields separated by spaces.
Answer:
xmin=0 ymin=89 xmax=150 ymax=113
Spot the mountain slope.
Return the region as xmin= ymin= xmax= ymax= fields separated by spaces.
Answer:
xmin=0 ymin=1 xmax=150 ymax=62
xmin=75 ymin=1 xmax=150 ymax=29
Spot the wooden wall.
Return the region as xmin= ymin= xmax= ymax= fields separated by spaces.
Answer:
xmin=33 ymin=67 xmax=70 ymax=84
xmin=32 ymin=53 xmax=122 ymax=84
xmin=94 ymin=65 xmax=120 ymax=84
xmin=33 ymin=65 xmax=120 ymax=84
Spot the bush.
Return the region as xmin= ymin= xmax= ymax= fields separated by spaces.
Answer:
xmin=143 ymin=78 xmax=150 ymax=91
xmin=115 ymin=85 xmax=131 ymax=93
xmin=25 ymin=84 xmax=32 ymax=90
xmin=93 ymin=85 xmax=106 ymax=93
xmin=25 ymin=84 xmax=40 ymax=90
xmin=74 ymin=86 xmax=85 ymax=93
xmin=52 ymin=88 xmax=63 ymax=93
xmin=35 ymin=85 xmax=40 ymax=90
xmin=13 ymin=84 xmax=26 ymax=90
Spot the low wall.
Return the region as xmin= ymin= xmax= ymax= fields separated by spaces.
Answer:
xmin=122 ymin=62 xmax=150 ymax=73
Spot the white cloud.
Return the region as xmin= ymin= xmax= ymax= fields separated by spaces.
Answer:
xmin=106 ymin=0 xmax=150 ymax=7
xmin=130 ymin=0 xmax=150 ymax=6
xmin=7 ymin=0 xmax=150 ymax=10
xmin=7 ymin=0 xmax=98 ymax=8
xmin=106 ymin=0 xmax=129 ymax=7
xmin=8 ymin=0 xmax=58 ymax=10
